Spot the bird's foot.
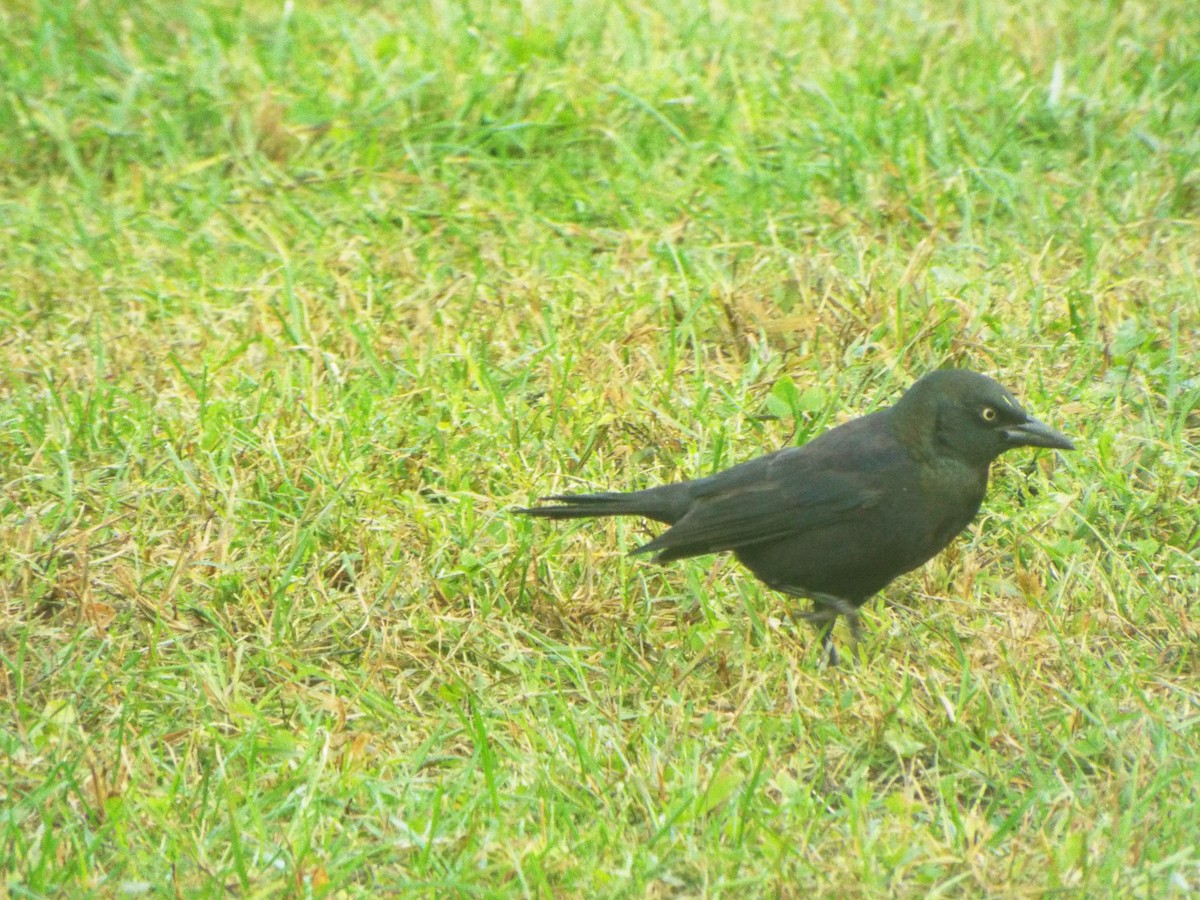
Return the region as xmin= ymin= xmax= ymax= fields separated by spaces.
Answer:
xmin=792 ymin=595 xmax=862 ymax=666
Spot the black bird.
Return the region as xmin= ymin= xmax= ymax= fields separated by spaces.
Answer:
xmin=517 ymin=370 xmax=1074 ymax=662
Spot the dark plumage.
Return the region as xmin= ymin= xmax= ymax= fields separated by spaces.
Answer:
xmin=517 ymin=370 xmax=1074 ymax=662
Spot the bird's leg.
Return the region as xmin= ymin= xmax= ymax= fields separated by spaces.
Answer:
xmin=787 ymin=593 xmax=863 ymax=665
xmin=774 ymin=585 xmax=861 ymax=664
xmin=783 ymin=594 xmax=842 ymax=665
xmin=845 ymin=609 xmax=862 ymax=660
xmin=820 ymin=617 xmax=840 ymax=667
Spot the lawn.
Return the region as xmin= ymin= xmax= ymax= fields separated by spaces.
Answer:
xmin=2 ymin=0 xmax=1198 ymax=895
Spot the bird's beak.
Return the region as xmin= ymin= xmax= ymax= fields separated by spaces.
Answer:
xmin=1003 ymin=417 xmax=1075 ymax=451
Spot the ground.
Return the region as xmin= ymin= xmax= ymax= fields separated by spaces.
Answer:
xmin=1 ymin=0 xmax=1198 ymax=895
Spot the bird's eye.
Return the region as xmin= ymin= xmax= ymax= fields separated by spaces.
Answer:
xmin=981 ymin=406 xmax=998 ymax=422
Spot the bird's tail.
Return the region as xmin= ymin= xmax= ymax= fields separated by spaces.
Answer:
xmin=515 ymin=484 xmax=686 ymax=525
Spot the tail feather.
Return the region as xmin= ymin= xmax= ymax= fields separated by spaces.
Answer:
xmin=515 ymin=484 xmax=688 ymax=525
xmin=514 ymin=492 xmax=642 ymax=520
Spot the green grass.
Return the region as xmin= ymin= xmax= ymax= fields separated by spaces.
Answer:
xmin=2 ymin=0 xmax=1199 ymax=894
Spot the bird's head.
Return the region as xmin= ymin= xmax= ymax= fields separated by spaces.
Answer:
xmin=892 ymin=369 xmax=1075 ymax=467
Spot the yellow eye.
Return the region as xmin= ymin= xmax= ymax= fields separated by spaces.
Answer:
xmin=981 ymin=406 xmax=998 ymax=422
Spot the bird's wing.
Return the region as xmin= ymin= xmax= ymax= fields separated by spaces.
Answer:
xmin=631 ymin=451 xmax=889 ymax=562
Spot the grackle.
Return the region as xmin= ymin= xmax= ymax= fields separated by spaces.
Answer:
xmin=517 ymin=370 xmax=1074 ymax=663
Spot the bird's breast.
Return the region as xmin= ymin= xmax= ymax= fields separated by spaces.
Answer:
xmin=903 ymin=462 xmax=987 ymax=555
